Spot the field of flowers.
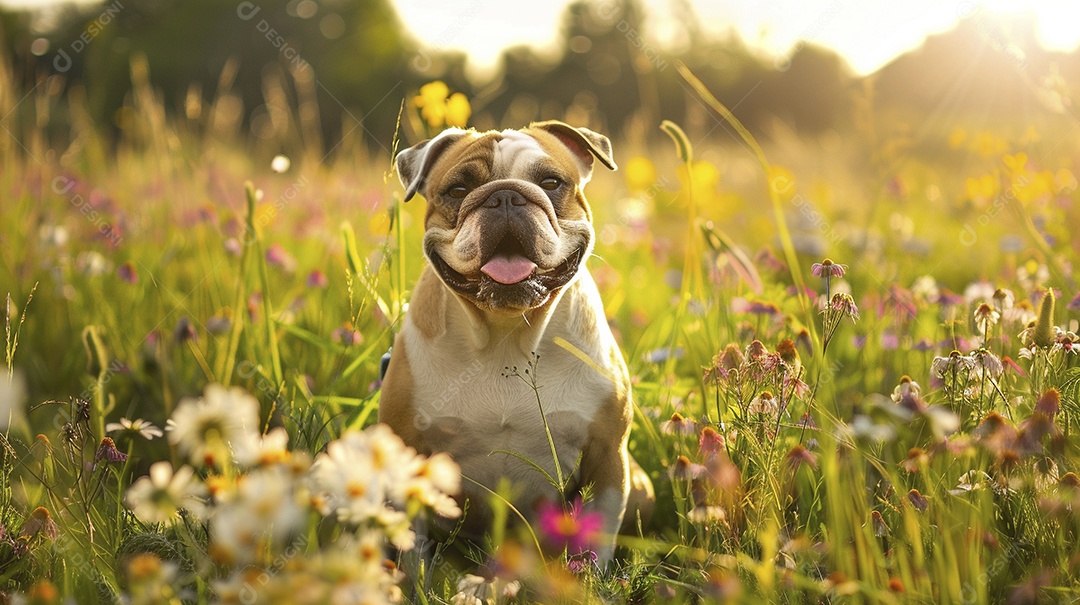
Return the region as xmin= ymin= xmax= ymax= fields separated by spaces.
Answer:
xmin=3 ymin=61 xmax=1080 ymax=604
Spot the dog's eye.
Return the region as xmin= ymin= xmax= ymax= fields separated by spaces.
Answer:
xmin=539 ymin=177 xmax=562 ymax=191
xmin=447 ymin=186 xmax=469 ymax=199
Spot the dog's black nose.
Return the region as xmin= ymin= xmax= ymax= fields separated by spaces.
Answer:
xmin=482 ymin=190 xmax=528 ymax=208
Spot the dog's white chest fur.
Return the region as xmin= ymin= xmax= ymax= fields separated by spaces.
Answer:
xmin=401 ymin=276 xmax=619 ymax=505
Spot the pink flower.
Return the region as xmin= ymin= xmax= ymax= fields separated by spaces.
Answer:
xmin=537 ymin=499 xmax=603 ymax=553
xmin=265 ymin=243 xmax=297 ymax=272
xmin=811 ymin=258 xmax=847 ymax=278
xmin=698 ymin=426 xmax=725 ymax=458
xmin=306 ymin=270 xmax=328 ymax=288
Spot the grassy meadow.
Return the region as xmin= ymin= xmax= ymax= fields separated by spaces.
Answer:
xmin=3 ymin=55 xmax=1080 ymax=604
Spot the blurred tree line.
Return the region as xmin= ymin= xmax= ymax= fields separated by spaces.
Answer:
xmin=1 ymin=0 xmax=1077 ymax=153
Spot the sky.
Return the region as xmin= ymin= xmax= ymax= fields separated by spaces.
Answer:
xmin=4 ymin=0 xmax=1080 ymax=76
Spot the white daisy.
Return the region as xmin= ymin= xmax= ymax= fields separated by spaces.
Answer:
xmin=125 ymin=461 xmax=207 ymax=524
xmin=167 ymin=384 xmax=260 ymax=468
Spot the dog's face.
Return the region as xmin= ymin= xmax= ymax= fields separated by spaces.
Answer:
xmin=396 ymin=121 xmax=616 ymax=312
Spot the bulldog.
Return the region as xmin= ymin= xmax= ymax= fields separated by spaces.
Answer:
xmin=379 ymin=121 xmax=652 ymax=563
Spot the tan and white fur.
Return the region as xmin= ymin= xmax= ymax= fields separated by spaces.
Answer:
xmin=380 ymin=121 xmax=653 ymax=563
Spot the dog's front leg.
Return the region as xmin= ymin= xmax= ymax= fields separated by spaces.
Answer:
xmin=578 ymin=428 xmax=631 ymax=565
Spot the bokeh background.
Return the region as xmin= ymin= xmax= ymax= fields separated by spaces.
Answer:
xmin=2 ymin=0 xmax=1078 ymax=152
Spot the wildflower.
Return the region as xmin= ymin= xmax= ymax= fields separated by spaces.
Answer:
xmin=106 ymin=417 xmax=163 ymax=440
xmin=94 ymin=437 xmax=128 ymax=465
xmin=698 ymin=426 xmax=726 ymax=458
xmin=1057 ymin=330 xmax=1080 ymax=354
xmin=1034 ymin=388 xmax=1060 ymax=417
xmin=973 ymin=412 xmax=1018 ymax=457
xmin=76 ymin=250 xmax=111 ymax=276
xmin=233 ymin=426 xmax=291 ymax=468
xmin=888 ymin=577 xmax=905 ymax=593
xmin=265 ymin=243 xmax=297 ymax=273
xmin=907 ymin=488 xmax=929 ymax=512
xmin=687 ymin=505 xmax=728 ymax=524
xmin=973 ymin=302 xmax=1000 ymax=336
xmin=1004 ymin=300 xmax=1036 ymax=324
xmin=21 ymin=507 xmax=59 ymax=540
xmin=1002 ymin=355 xmax=1027 ymax=376
xmin=776 ymin=338 xmax=801 ymax=375
xmin=567 ymin=549 xmax=598 ymax=574
xmin=125 ymin=461 xmax=206 ymax=524
xmin=660 ymin=412 xmax=698 ymax=435
xmin=744 ymin=340 xmax=767 ymax=360
xmin=971 ymin=348 xmax=1004 ymax=379
xmin=28 ymin=579 xmax=59 ymax=600
xmin=1 ymin=368 xmax=27 ymax=431
xmin=308 ymin=424 xmax=461 ymax=539
xmin=747 ymin=392 xmax=779 ymax=417
xmin=413 ymin=81 xmax=471 ymax=129
xmin=829 ymin=293 xmax=860 ymax=322
xmin=224 ymin=237 xmax=243 ymax=256
xmin=173 ymin=316 xmax=197 ymax=343
xmin=167 ymin=384 xmax=261 ymax=468
xmin=911 ymin=275 xmax=940 ymax=303
xmin=396 ymin=451 xmax=462 ymax=518
xmin=205 ymin=315 xmax=231 ymax=335
xmin=931 ymin=350 xmax=974 ymax=377
xmin=811 ymin=258 xmax=847 ymax=278
xmin=306 ymin=269 xmax=328 ymax=288
xmin=670 ymin=455 xmax=707 ymax=480
xmin=537 ymin=499 xmax=603 ymax=553
xmin=993 ymin=288 xmax=1015 ymax=309
xmin=891 ymin=376 xmax=925 ymax=412
xmin=900 ymin=448 xmax=928 ymax=473
xmin=949 ymin=470 xmax=991 ymax=495
xmin=963 ymin=281 xmax=995 ymax=305
xmin=784 ymin=444 xmax=818 ymax=470
xmin=117 ymin=261 xmax=138 ymax=284
xmin=1068 ymin=290 xmax=1080 ymax=312
xmin=209 ymin=466 xmax=305 ymax=565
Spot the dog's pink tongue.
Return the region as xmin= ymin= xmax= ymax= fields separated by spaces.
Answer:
xmin=481 ymin=255 xmax=537 ymax=285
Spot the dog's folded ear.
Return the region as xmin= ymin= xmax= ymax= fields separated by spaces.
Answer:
xmin=529 ymin=120 xmax=617 ymax=172
xmin=396 ymin=128 xmax=468 ymax=202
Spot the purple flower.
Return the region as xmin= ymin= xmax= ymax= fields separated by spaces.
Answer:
xmin=1068 ymin=291 xmax=1080 ymax=312
xmin=567 ymin=549 xmax=598 ymax=574
xmin=117 ymin=261 xmax=138 ymax=284
xmin=94 ymin=437 xmax=128 ymax=465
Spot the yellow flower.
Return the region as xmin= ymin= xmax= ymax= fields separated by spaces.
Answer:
xmin=1054 ymin=168 xmax=1077 ymax=193
xmin=624 ymin=156 xmax=657 ymax=191
xmin=677 ymin=161 xmax=720 ymax=201
xmin=445 ymin=92 xmax=471 ymax=128
xmin=413 ymin=81 xmax=470 ymax=130
xmin=1002 ymin=152 xmax=1028 ymax=176
xmin=963 ymin=174 xmax=997 ymax=204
